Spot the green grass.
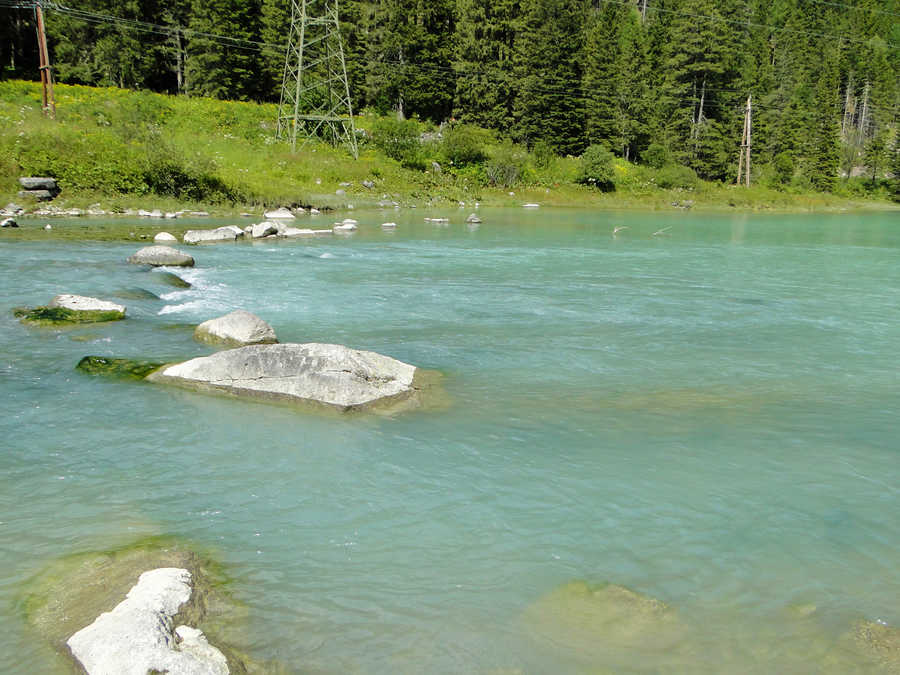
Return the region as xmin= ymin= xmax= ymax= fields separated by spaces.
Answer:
xmin=1 ymin=79 xmax=896 ymax=217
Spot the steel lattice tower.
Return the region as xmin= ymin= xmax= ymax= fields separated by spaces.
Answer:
xmin=276 ymin=0 xmax=358 ymax=158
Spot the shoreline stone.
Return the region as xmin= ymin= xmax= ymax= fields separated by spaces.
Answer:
xmin=183 ymin=227 xmax=244 ymax=244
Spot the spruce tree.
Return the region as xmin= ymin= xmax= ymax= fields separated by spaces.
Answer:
xmin=184 ymin=0 xmax=263 ymax=101
xmin=808 ymin=48 xmax=841 ymax=192
xmin=583 ymin=3 xmax=649 ymax=160
xmin=453 ymin=0 xmax=519 ymax=131
xmin=512 ymin=0 xmax=588 ymax=155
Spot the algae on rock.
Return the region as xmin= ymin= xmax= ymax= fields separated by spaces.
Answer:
xmin=76 ymin=356 xmax=166 ymax=380
xmin=14 ymin=306 xmax=126 ymax=326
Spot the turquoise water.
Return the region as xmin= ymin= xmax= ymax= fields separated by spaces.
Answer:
xmin=1 ymin=208 xmax=898 ymax=673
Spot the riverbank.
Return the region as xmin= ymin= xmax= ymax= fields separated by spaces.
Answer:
xmin=2 ymin=80 xmax=897 ymax=220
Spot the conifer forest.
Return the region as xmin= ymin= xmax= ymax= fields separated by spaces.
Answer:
xmin=1 ymin=0 xmax=898 ymax=190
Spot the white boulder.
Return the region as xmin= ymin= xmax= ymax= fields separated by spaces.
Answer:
xmin=128 ymin=246 xmax=195 ymax=267
xmin=147 ymin=343 xmax=426 ymax=412
xmin=194 ymin=310 xmax=277 ymax=346
xmin=280 ymin=227 xmax=316 ymax=237
xmin=66 ymin=568 xmax=229 ymax=675
xmin=183 ymin=227 xmax=244 ymax=244
xmin=381 ymin=222 xmax=397 ymax=229
xmin=49 ymin=295 xmax=126 ymax=316
xmin=264 ymin=207 xmax=295 ymax=220
xmin=250 ymin=221 xmax=279 ymax=238
xmin=154 ymin=232 xmax=178 ymax=244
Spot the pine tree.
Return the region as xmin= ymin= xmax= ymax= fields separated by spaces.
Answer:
xmin=512 ymin=0 xmax=588 ymax=155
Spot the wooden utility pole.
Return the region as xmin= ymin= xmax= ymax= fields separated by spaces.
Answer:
xmin=736 ymin=95 xmax=752 ymax=187
xmin=34 ymin=2 xmax=56 ymax=119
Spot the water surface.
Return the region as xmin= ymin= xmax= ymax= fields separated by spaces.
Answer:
xmin=1 ymin=208 xmax=898 ymax=673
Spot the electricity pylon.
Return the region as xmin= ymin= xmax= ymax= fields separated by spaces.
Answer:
xmin=276 ymin=0 xmax=358 ymax=158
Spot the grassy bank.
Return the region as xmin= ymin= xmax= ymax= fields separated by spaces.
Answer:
xmin=1 ymin=80 xmax=897 ymax=216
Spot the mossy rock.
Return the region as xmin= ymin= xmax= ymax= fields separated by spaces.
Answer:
xmin=14 ymin=306 xmax=126 ymax=326
xmin=20 ymin=536 xmax=263 ymax=674
xmin=152 ymin=270 xmax=192 ymax=289
xmin=521 ymin=581 xmax=686 ymax=666
xmin=76 ymin=356 xmax=166 ymax=380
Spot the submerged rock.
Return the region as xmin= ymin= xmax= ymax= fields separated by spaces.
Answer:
xmin=152 ymin=269 xmax=192 ymax=289
xmin=147 ymin=342 xmax=435 ymax=413
xmin=194 ymin=310 xmax=278 ymax=347
xmin=848 ymin=620 xmax=900 ymax=672
xmin=128 ymin=245 xmax=195 ymax=267
xmin=15 ymin=295 xmax=126 ymax=326
xmin=77 ymin=356 xmax=165 ymax=380
xmin=466 ymin=213 xmax=482 ymax=224
xmin=67 ymin=568 xmax=229 ymax=675
xmin=521 ymin=581 xmax=685 ymax=665
xmin=113 ymin=287 xmax=161 ymax=301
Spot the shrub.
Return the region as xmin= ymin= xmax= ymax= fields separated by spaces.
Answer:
xmin=531 ymin=139 xmax=555 ymax=169
xmin=655 ymin=164 xmax=699 ymax=189
xmin=442 ymin=123 xmax=490 ymax=166
xmin=773 ymin=151 xmax=794 ymax=186
xmin=372 ymin=117 xmax=420 ymax=162
xmin=575 ymin=144 xmax=615 ymax=191
xmin=642 ymin=142 xmax=671 ymax=169
xmin=485 ymin=141 xmax=530 ymax=187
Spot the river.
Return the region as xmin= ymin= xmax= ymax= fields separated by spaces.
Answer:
xmin=1 ymin=207 xmax=898 ymax=673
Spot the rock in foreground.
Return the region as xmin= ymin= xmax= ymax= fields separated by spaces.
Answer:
xmin=147 ymin=343 xmax=432 ymax=412
xmin=128 ymin=245 xmax=195 ymax=267
xmin=194 ymin=310 xmax=278 ymax=347
xmin=67 ymin=568 xmax=229 ymax=675
xmin=23 ymin=537 xmax=254 ymax=674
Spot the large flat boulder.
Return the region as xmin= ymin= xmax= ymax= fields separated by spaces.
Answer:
xmin=183 ymin=227 xmax=244 ymax=244
xmin=128 ymin=245 xmax=195 ymax=267
xmin=147 ymin=343 xmax=428 ymax=412
xmin=67 ymin=568 xmax=229 ymax=675
xmin=49 ymin=294 xmax=125 ymax=315
xmin=194 ymin=310 xmax=278 ymax=346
